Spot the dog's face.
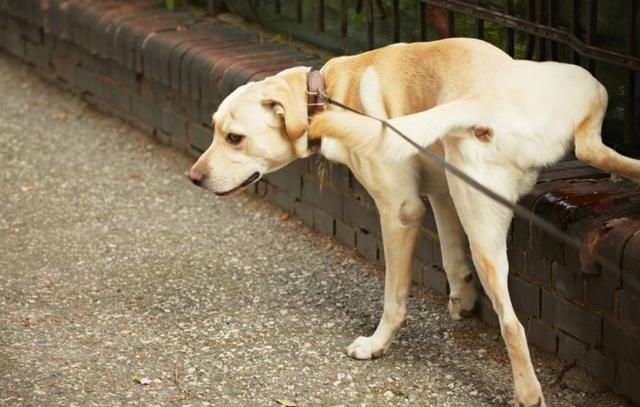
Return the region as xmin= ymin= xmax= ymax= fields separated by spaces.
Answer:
xmin=189 ymin=69 xmax=309 ymax=196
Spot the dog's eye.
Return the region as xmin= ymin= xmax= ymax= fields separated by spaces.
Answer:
xmin=226 ymin=133 xmax=244 ymax=145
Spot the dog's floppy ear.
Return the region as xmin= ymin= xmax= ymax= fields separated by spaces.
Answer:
xmin=261 ymin=77 xmax=307 ymax=139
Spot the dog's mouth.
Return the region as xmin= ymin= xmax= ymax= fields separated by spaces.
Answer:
xmin=214 ymin=172 xmax=261 ymax=197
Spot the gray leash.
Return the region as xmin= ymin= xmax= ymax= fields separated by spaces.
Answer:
xmin=319 ymin=91 xmax=623 ymax=275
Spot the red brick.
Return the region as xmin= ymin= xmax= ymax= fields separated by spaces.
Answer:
xmin=293 ymin=200 xmax=313 ymax=228
xmin=342 ymin=195 xmax=380 ymax=236
xmin=616 ymin=361 xmax=640 ymax=405
xmin=415 ymin=232 xmax=434 ymax=265
xmin=527 ymin=318 xmax=557 ymax=354
xmin=423 ymin=265 xmax=448 ymax=296
xmin=271 ymin=189 xmax=295 ymax=214
xmin=588 ymin=348 xmax=616 ymax=388
xmin=618 ymin=289 xmax=640 ymax=329
xmin=314 ymin=208 xmax=335 ymax=238
xmin=622 ymin=232 xmax=640 ymax=292
xmin=356 ymin=229 xmax=378 ymax=262
xmin=302 ymin=176 xmax=342 ymax=218
xmin=335 ymin=219 xmax=356 ymax=248
xmin=557 ymin=331 xmax=588 ymax=368
xmin=545 ymin=294 xmax=602 ymax=346
xmin=551 ymin=261 xmax=582 ymax=301
xmin=603 ymin=319 xmax=640 ymax=366
xmin=478 ymin=295 xmax=499 ymax=328
xmin=508 ymin=274 xmax=540 ymax=317
xmin=328 ymin=163 xmax=349 ymax=190
xmin=525 ymin=252 xmax=552 ymax=287
xmin=189 ymin=123 xmax=213 ymax=153
xmin=265 ymin=168 xmax=301 ymax=199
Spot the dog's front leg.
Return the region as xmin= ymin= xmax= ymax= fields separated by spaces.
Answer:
xmin=347 ymin=191 xmax=425 ymax=359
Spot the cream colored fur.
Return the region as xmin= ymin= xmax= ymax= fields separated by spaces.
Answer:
xmin=190 ymin=38 xmax=640 ymax=406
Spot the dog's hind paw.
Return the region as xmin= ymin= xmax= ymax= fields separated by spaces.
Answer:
xmin=346 ymin=336 xmax=389 ymax=360
xmin=516 ymin=396 xmax=545 ymax=407
xmin=514 ymin=381 xmax=545 ymax=407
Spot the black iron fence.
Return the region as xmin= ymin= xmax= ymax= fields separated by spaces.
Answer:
xmin=212 ymin=1 xmax=639 ymax=153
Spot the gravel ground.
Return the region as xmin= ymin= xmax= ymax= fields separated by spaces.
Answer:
xmin=0 ymin=53 xmax=631 ymax=407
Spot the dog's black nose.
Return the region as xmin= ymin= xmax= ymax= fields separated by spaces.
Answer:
xmin=188 ymin=168 xmax=205 ymax=187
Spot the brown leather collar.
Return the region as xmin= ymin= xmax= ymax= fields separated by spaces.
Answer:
xmin=307 ymin=69 xmax=326 ymax=118
xmin=306 ymin=69 xmax=326 ymax=149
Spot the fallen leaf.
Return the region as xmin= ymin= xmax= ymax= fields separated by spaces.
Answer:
xmin=268 ymin=34 xmax=288 ymax=43
xmin=279 ymin=212 xmax=290 ymax=221
xmin=21 ymin=184 xmax=34 ymax=193
xmin=174 ymin=363 xmax=183 ymax=392
xmin=275 ymin=399 xmax=297 ymax=407
xmin=52 ymin=112 xmax=67 ymax=121
xmin=133 ymin=376 xmax=151 ymax=385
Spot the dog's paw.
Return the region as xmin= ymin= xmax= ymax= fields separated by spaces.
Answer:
xmin=448 ymin=279 xmax=479 ymax=320
xmin=515 ymin=395 xmax=545 ymax=407
xmin=346 ymin=336 xmax=388 ymax=360
xmin=514 ymin=381 xmax=545 ymax=407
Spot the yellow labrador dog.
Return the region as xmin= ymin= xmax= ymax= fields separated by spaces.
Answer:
xmin=189 ymin=38 xmax=640 ymax=406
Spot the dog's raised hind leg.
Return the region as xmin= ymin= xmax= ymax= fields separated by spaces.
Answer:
xmin=308 ymin=98 xmax=495 ymax=162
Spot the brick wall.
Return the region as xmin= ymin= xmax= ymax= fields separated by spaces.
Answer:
xmin=1 ymin=1 xmax=639 ymax=403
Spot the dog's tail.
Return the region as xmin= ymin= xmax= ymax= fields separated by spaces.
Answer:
xmin=308 ymin=98 xmax=495 ymax=161
xmin=573 ymin=84 xmax=640 ymax=182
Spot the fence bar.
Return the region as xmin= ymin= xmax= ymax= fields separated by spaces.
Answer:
xmin=318 ymin=0 xmax=325 ymax=32
xmin=392 ymin=0 xmax=400 ymax=42
xmin=525 ymin=0 xmax=536 ymax=59
xmin=367 ymin=0 xmax=374 ymax=49
xmin=419 ymin=2 xmax=428 ymax=41
xmin=625 ymin=0 xmax=638 ymax=146
xmin=475 ymin=0 xmax=484 ymax=40
xmin=536 ymin=0 xmax=547 ymax=60
xmin=421 ymin=0 xmax=640 ymax=70
xmin=586 ymin=0 xmax=597 ymax=72
xmin=548 ymin=0 xmax=558 ymax=60
xmin=571 ymin=0 xmax=581 ymax=64
xmin=505 ymin=0 xmax=515 ymax=56
xmin=339 ymin=0 xmax=348 ymax=37
xmin=295 ymin=0 xmax=302 ymax=22
xmin=207 ymin=0 xmax=226 ymax=13
xmin=447 ymin=9 xmax=455 ymax=37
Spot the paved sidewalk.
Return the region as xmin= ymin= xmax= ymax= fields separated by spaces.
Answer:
xmin=0 ymin=54 xmax=629 ymax=406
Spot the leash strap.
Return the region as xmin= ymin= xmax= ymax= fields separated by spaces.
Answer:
xmin=318 ymin=90 xmax=622 ymax=275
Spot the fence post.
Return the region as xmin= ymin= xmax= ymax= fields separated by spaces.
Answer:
xmin=207 ymin=0 xmax=226 ymax=14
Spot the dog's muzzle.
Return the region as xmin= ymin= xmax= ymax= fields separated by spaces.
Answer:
xmin=214 ymin=172 xmax=261 ymax=196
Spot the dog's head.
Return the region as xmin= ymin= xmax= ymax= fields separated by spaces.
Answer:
xmin=188 ymin=67 xmax=310 ymax=196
